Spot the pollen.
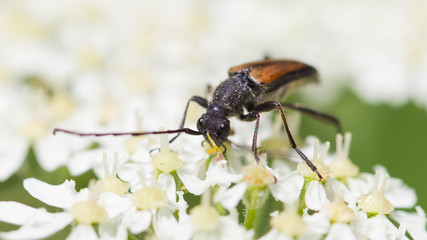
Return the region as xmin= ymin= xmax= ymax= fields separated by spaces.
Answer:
xmin=69 ymin=201 xmax=108 ymax=225
xmin=358 ymin=170 xmax=394 ymax=215
xmin=190 ymin=191 xmax=220 ymax=232
xmin=329 ymin=133 xmax=359 ymax=179
xmin=151 ymin=128 xmax=183 ymax=173
xmin=96 ymin=152 xmax=129 ymax=196
xmin=70 ymin=180 xmax=108 ymax=225
xmin=297 ymin=139 xmax=332 ymax=180
xmin=190 ymin=205 xmax=220 ymax=232
xmin=131 ymin=185 xmax=168 ymax=211
xmin=270 ymin=207 xmax=306 ymax=237
xmin=326 ymin=196 xmax=356 ymax=223
xmin=242 ymin=164 xmax=274 ymax=188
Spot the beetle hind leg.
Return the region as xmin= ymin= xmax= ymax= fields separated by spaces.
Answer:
xmin=252 ymin=101 xmax=323 ymax=180
xmin=281 ymin=102 xmax=342 ymax=133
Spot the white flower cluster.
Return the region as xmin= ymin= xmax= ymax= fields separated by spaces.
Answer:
xmin=0 ymin=132 xmax=425 ymax=240
xmin=1 ymin=0 xmax=427 ymax=182
xmin=0 ymin=1 xmax=426 ymax=239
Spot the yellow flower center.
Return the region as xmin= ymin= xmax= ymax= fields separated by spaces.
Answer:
xmin=358 ymin=171 xmax=394 ymax=215
xmin=190 ymin=205 xmax=220 ymax=232
xmin=297 ymin=140 xmax=332 ymax=180
xmin=242 ymin=164 xmax=274 ymax=188
xmin=131 ymin=186 xmax=168 ymax=211
xmin=270 ymin=208 xmax=306 ymax=237
xmin=70 ymin=201 xmax=108 ymax=225
xmin=151 ymin=129 xmax=183 ymax=172
xmin=326 ymin=197 xmax=356 ymax=223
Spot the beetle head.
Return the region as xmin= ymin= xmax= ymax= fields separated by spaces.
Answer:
xmin=197 ymin=113 xmax=230 ymax=147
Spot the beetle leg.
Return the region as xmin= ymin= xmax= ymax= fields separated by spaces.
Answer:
xmin=169 ymin=96 xmax=209 ymax=144
xmin=238 ymin=111 xmax=262 ymax=163
xmin=281 ymin=102 xmax=342 ymax=133
xmin=252 ymin=101 xmax=323 ymax=180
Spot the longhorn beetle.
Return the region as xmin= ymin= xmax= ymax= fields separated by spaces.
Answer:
xmin=54 ymin=59 xmax=341 ymax=180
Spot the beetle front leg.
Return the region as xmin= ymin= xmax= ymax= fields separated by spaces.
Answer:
xmin=169 ymin=96 xmax=209 ymax=144
xmin=253 ymin=101 xmax=323 ymax=180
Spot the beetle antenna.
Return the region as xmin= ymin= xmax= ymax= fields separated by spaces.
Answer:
xmin=52 ymin=128 xmax=203 ymax=137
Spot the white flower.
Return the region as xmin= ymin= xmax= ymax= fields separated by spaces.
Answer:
xmin=179 ymin=191 xmax=253 ymax=240
xmin=353 ymin=214 xmax=401 ymax=240
xmin=269 ymin=162 xmax=304 ymax=205
xmin=120 ymin=169 xmax=183 ymax=237
xmin=391 ymin=206 xmax=427 ymax=240
xmin=0 ymin=202 xmax=73 ymax=240
xmin=0 ymin=178 xmax=126 ymax=239
xmin=328 ymin=133 xmax=359 ymax=179
xmin=348 ymin=166 xmax=416 ymax=210
xmin=178 ymin=154 xmax=243 ymax=195
xmin=296 ymin=139 xmax=334 ymax=210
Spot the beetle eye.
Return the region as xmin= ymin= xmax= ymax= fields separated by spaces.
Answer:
xmin=197 ymin=117 xmax=205 ymax=131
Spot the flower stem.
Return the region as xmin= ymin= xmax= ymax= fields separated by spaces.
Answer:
xmin=244 ymin=187 xmax=260 ymax=230
xmin=243 ymin=186 xmax=270 ymax=236
xmin=298 ymin=179 xmax=310 ymax=214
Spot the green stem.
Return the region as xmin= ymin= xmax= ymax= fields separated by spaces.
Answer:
xmin=244 ymin=187 xmax=260 ymax=230
xmin=298 ymin=179 xmax=310 ymax=214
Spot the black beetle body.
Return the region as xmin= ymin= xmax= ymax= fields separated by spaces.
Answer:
xmin=53 ymin=59 xmax=340 ymax=179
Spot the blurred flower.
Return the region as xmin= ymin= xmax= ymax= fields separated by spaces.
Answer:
xmin=0 ymin=0 xmax=426 ymax=239
xmin=0 ymin=178 xmax=124 ymax=239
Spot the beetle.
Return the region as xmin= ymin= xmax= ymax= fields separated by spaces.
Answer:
xmin=54 ymin=59 xmax=341 ymax=180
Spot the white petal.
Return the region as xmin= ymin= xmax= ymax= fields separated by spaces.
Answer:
xmin=259 ymin=229 xmax=291 ymax=240
xmin=156 ymin=173 xmax=176 ymax=203
xmin=206 ymin=161 xmax=243 ymax=187
xmin=214 ymin=183 xmax=247 ymax=211
xmin=0 ymin=135 xmax=28 ymax=181
xmin=67 ymin=224 xmax=98 ymax=240
xmin=302 ymin=210 xmax=330 ymax=237
xmin=67 ymin=149 xmax=100 ymax=176
xmin=324 ymin=178 xmax=353 ymax=199
xmin=0 ymin=202 xmax=38 ymax=225
xmin=98 ymin=192 xmax=133 ymax=219
xmin=98 ymin=216 xmax=123 ymax=240
xmin=117 ymin=163 xmax=148 ymax=191
xmin=270 ymin=171 xmax=304 ymax=204
xmin=153 ymin=208 xmax=191 ymax=240
xmin=0 ymin=210 xmax=72 ymax=240
xmin=271 ymin=160 xmax=292 ymax=177
xmin=34 ymin=135 xmax=71 ymax=172
xmin=123 ymin=210 xmax=152 ymax=234
xmin=391 ymin=206 xmax=427 ymax=240
xmin=217 ymin=216 xmax=254 ymax=240
xmin=177 ymin=166 xmax=208 ymax=195
xmin=385 ymin=177 xmax=417 ymax=209
xmin=305 ymin=181 xmax=329 ymax=211
xmin=325 ymin=223 xmax=357 ymax=240
xmin=23 ymin=178 xmax=81 ymax=209
xmin=353 ymin=215 xmax=398 ymax=240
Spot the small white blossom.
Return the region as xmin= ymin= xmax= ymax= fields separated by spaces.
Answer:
xmin=0 ymin=178 xmax=123 ymax=239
